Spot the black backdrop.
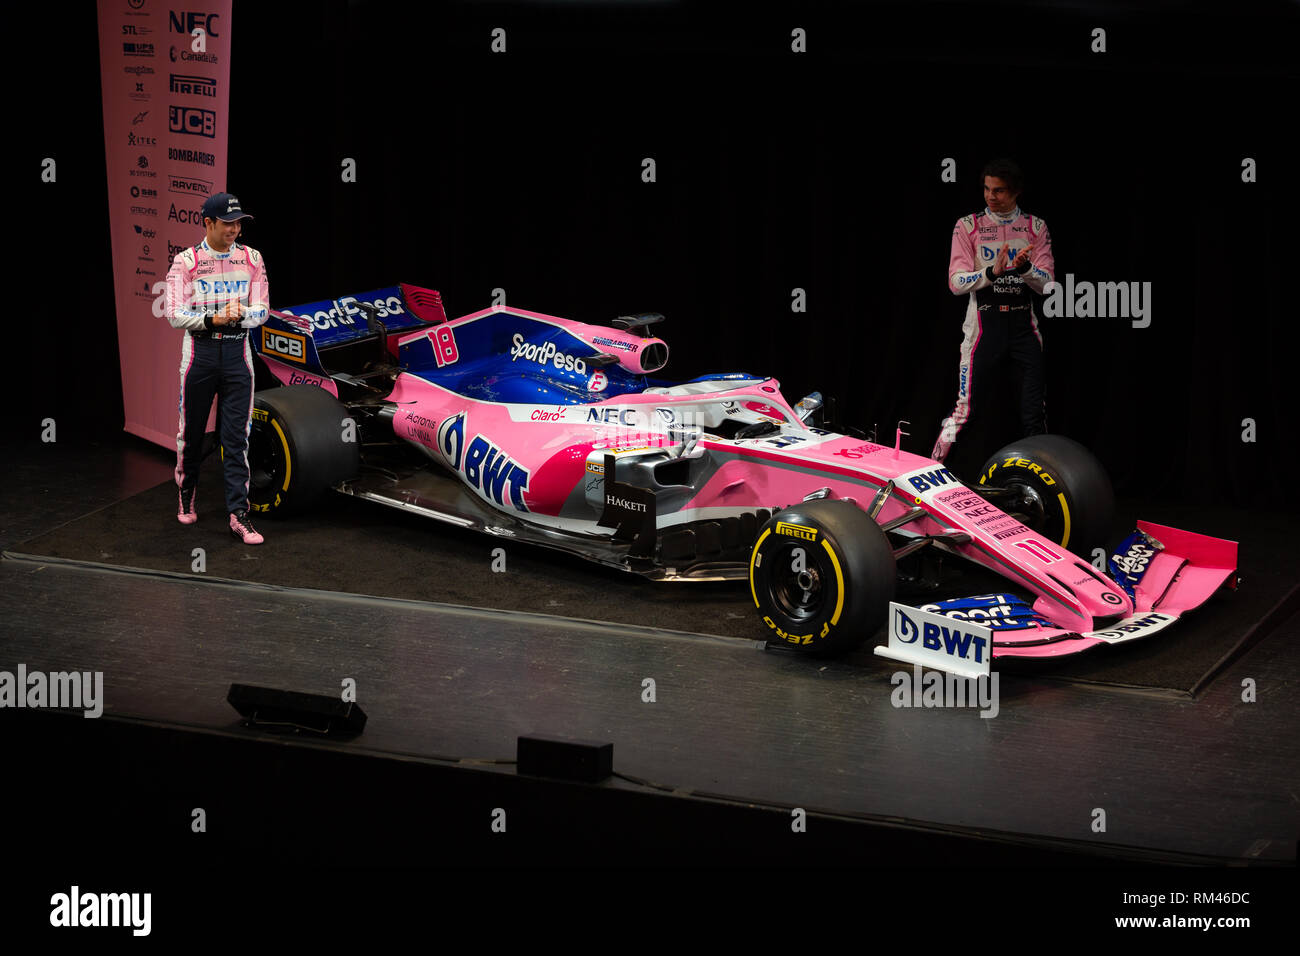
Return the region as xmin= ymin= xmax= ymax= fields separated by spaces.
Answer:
xmin=17 ymin=0 xmax=1298 ymax=504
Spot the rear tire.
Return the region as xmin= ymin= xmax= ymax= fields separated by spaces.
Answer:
xmin=247 ymin=385 xmax=359 ymax=516
xmin=749 ymin=499 xmax=896 ymax=656
xmin=977 ymin=434 xmax=1113 ymax=556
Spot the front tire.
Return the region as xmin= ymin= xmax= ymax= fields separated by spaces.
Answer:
xmin=247 ymin=385 xmax=359 ymax=516
xmin=977 ymin=434 xmax=1113 ymax=556
xmin=750 ymin=499 xmax=896 ymax=656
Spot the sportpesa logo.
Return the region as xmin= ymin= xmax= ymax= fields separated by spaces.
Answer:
xmin=510 ymin=334 xmax=588 ymax=375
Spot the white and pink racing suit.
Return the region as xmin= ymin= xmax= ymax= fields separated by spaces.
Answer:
xmin=931 ymin=206 xmax=1055 ymax=464
xmin=165 ymin=239 xmax=270 ymax=515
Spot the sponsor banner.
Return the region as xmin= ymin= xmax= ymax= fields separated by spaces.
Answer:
xmin=918 ymin=594 xmax=1054 ymax=631
xmin=897 ymin=465 xmax=961 ymax=500
xmin=100 ymin=0 xmax=234 ymax=447
xmin=874 ymin=602 xmax=994 ymax=679
xmin=278 ymin=287 xmax=411 ymax=348
xmin=506 ymin=405 xmax=571 ymax=423
xmin=1108 ymin=529 xmax=1165 ymax=601
xmin=1083 ymin=610 xmax=1178 ymax=644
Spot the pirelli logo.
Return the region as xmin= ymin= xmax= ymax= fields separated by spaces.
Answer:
xmin=261 ymin=327 xmax=308 ymax=364
xmin=775 ymin=521 xmax=817 ymax=541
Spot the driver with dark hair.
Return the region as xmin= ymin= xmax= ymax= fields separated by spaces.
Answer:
xmin=164 ymin=192 xmax=270 ymax=544
xmin=932 ymin=158 xmax=1055 ymax=470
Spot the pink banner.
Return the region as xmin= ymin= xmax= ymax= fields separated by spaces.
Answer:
xmin=98 ymin=0 xmax=234 ymax=447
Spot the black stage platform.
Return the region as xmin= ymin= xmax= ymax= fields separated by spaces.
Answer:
xmin=2 ymin=435 xmax=1298 ymax=867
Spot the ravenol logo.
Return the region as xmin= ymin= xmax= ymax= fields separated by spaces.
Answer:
xmin=775 ymin=521 xmax=817 ymax=541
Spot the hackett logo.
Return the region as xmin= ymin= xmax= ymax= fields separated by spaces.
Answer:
xmin=606 ymin=495 xmax=647 ymax=513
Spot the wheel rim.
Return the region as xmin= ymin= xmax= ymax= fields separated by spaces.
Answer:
xmin=768 ymin=542 xmax=832 ymax=624
xmin=1004 ymin=480 xmax=1047 ymax=530
xmin=247 ymin=421 xmax=284 ymax=496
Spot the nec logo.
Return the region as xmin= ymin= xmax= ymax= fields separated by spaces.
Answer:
xmin=586 ymin=407 xmax=639 ymax=427
xmin=261 ymin=328 xmax=308 ymax=364
xmin=170 ymin=11 xmax=221 ymax=37
xmin=169 ymin=106 xmax=216 ymax=138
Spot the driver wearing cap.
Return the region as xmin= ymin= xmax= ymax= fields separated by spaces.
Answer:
xmin=164 ymin=191 xmax=270 ymax=544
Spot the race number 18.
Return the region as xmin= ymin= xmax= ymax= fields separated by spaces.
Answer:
xmin=432 ymin=325 xmax=460 ymax=367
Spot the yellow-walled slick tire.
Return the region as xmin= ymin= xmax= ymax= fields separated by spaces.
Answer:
xmin=977 ymin=434 xmax=1114 ymax=557
xmin=246 ymin=385 xmax=359 ymax=516
xmin=750 ymin=499 xmax=896 ymax=656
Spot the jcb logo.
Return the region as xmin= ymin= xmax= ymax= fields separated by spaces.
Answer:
xmin=169 ymin=105 xmax=216 ymax=138
xmin=262 ymin=328 xmax=307 ymax=364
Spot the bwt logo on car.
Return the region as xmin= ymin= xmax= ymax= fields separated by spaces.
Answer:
xmin=511 ymin=334 xmax=588 ymax=374
xmin=1092 ymin=613 xmax=1172 ymax=640
xmin=437 ymin=414 xmax=530 ymax=512
xmin=893 ymin=607 xmax=990 ymax=664
xmin=907 ymin=467 xmax=955 ymax=494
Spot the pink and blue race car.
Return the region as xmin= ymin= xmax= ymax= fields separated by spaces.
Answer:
xmin=245 ymin=282 xmax=1238 ymax=677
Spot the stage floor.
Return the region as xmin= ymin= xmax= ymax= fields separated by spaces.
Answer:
xmin=2 ymin=434 xmax=1297 ymax=863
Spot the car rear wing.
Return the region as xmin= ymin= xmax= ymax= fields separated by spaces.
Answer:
xmin=274 ymin=283 xmax=447 ymax=351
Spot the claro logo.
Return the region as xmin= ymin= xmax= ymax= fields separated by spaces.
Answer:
xmin=261 ymin=328 xmax=307 ymax=364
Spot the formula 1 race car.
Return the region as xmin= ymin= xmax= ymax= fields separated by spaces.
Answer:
xmin=245 ymin=282 xmax=1238 ymax=676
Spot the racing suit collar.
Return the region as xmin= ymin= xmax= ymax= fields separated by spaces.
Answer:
xmin=200 ymin=238 xmax=233 ymax=259
xmin=986 ymin=205 xmax=1021 ymax=224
